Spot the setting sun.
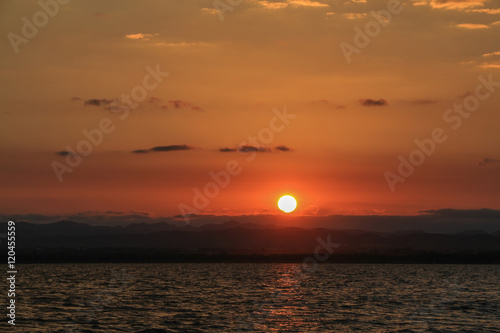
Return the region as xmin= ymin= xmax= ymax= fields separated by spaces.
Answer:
xmin=278 ymin=195 xmax=297 ymax=213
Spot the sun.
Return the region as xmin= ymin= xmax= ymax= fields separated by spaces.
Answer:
xmin=278 ymin=195 xmax=297 ymax=213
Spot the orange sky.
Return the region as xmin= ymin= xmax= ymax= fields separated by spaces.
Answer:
xmin=0 ymin=0 xmax=499 ymax=218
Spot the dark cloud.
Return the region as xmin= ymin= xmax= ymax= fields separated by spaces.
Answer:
xmin=163 ymin=100 xmax=204 ymax=111
xmin=360 ymin=99 xmax=387 ymax=107
xmin=238 ymin=145 xmax=271 ymax=153
xmin=410 ymin=99 xmax=439 ymax=105
xmin=76 ymin=96 xmax=204 ymax=112
xmin=55 ymin=151 xmax=75 ymax=156
xmin=147 ymin=97 xmax=162 ymax=104
xmin=421 ymin=208 xmax=500 ymax=219
xmin=132 ymin=145 xmax=192 ymax=154
xmin=159 ymin=100 xmax=204 ymax=111
xmin=169 ymin=100 xmax=188 ymax=109
xmin=220 ymin=145 xmax=292 ymax=153
xmin=151 ymin=145 xmax=191 ymax=152
xmin=84 ymin=98 xmax=114 ymax=106
xmin=275 ymin=145 xmax=292 ymax=152
xmin=479 ymin=158 xmax=500 ymax=166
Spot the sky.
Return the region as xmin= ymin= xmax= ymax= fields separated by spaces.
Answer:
xmin=0 ymin=0 xmax=499 ymax=220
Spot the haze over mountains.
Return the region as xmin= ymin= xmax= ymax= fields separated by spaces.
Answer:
xmin=3 ymin=208 xmax=500 ymax=232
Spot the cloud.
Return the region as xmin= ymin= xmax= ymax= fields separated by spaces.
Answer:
xmin=201 ymin=8 xmax=219 ymax=15
xmin=421 ymin=208 xmax=500 ymax=219
xmin=360 ymin=99 xmax=387 ymax=106
xmin=426 ymin=0 xmax=488 ymax=10
xmin=124 ymin=34 xmax=209 ymax=49
xmin=343 ymin=13 xmax=368 ymax=19
xmin=482 ymin=51 xmax=500 ymax=57
xmin=302 ymin=205 xmax=320 ymax=215
xmin=274 ymin=145 xmax=293 ymax=152
xmin=125 ymin=33 xmax=158 ymax=40
xmin=151 ymin=145 xmax=192 ymax=152
xmin=219 ymin=148 xmax=238 ymax=152
xmin=467 ymin=8 xmax=500 ymax=14
xmin=479 ymin=157 xmax=500 ymax=166
xmin=288 ymin=0 xmax=329 ymax=7
xmin=455 ymin=23 xmax=489 ymax=29
xmin=83 ymin=98 xmax=114 ymax=106
xmin=238 ymin=145 xmax=271 ymax=153
xmin=152 ymin=41 xmax=206 ymax=48
xmin=162 ymin=100 xmax=204 ymax=111
xmin=409 ymin=99 xmax=439 ymax=105
xmin=77 ymin=96 xmax=204 ymax=112
xmin=132 ymin=145 xmax=192 ymax=153
xmin=219 ymin=145 xmax=293 ymax=153
xmin=147 ymin=97 xmax=162 ymax=104
xmin=56 ymin=151 xmax=76 ymax=157
xmin=7 ymin=209 xmax=500 ymax=232
xmin=255 ymin=1 xmax=288 ymax=9
xmin=254 ymin=0 xmax=328 ymax=9
xmin=478 ymin=61 xmax=500 ymax=69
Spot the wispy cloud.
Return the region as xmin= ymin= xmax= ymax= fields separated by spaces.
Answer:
xmin=254 ymin=0 xmax=328 ymax=9
xmin=288 ymin=0 xmax=329 ymax=7
xmin=255 ymin=1 xmax=288 ymax=9
xmin=201 ymin=8 xmax=219 ymax=15
xmin=467 ymin=8 xmax=500 ymax=14
xmin=238 ymin=145 xmax=271 ymax=153
xmin=219 ymin=145 xmax=293 ymax=153
xmin=425 ymin=0 xmax=487 ymax=10
xmin=132 ymin=145 xmax=193 ymax=153
xmin=55 ymin=151 xmax=76 ymax=157
xmin=482 ymin=51 xmax=500 ymax=57
xmin=360 ymin=99 xmax=387 ymax=107
xmin=125 ymin=33 xmax=158 ymax=40
xmin=83 ymin=98 xmax=114 ymax=106
xmin=274 ymin=145 xmax=293 ymax=152
xmin=343 ymin=12 xmax=367 ymax=19
xmin=455 ymin=23 xmax=489 ymax=29
xmin=478 ymin=62 xmax=500 ymax=69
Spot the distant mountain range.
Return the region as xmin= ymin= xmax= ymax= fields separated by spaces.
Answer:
xmin=3 ymin=220 xmax=500 ymax=263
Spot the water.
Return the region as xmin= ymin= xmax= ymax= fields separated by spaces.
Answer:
xmin=12 ymin=264 xmax=500 ymax=332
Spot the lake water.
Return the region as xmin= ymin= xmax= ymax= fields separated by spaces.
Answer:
xmin=13 ymin=264 xmax=500 ymax=332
